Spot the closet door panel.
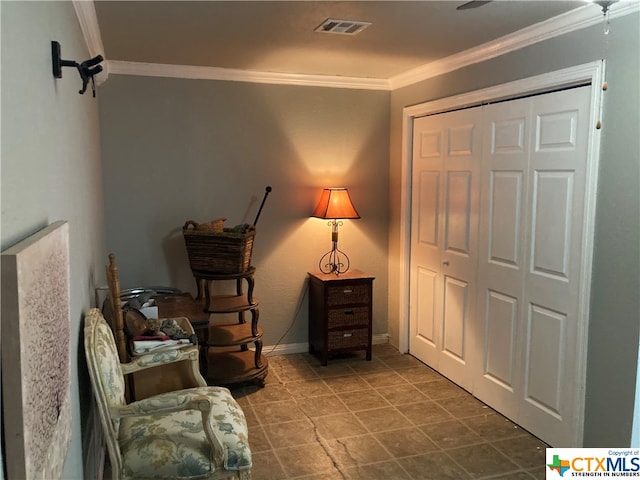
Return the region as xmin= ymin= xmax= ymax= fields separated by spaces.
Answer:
xmin=488 ymin=171 xmax=523 ymax=267
xmin=525 ymin=304 xmax=566 ymax=418
xmin=438 ymin=112 xmax=482 ymax=389
xmin=442 ymin=275 xmax=469 ymax=361
xmin=415 ymin=266 xmax=437 ymax=348
xmin=444 ymin=171 xmax=472 ymax=256
xmin=418 ymin=171 xmax=440 ymax=247
xmin=410 ymin=108 xmax=482 ymax=391
xmin=520 ymin=87 xmax=591 ymax=446
xmin=473 ymin=98 xmax=530 ymax=419
xmin=410 ymin=120 xmax=445 ymax=367
xmin=483 ymin=290 xmax=518 ymax=389
xmin=531 ymin=171 xmax=574 ymax=280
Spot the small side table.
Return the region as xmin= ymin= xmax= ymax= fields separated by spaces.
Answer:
xmin=308 ymin=270 xmax=375 ymax=366
xmin=154 ymin=293 xmax=209 ymax=330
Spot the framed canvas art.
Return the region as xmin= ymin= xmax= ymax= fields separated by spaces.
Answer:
xmin=1 ymin=221 xmax=72 ymax=480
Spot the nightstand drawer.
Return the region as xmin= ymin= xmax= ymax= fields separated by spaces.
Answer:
xmin=328 ymin=306 xmax=369 ymax=329
xmin=327 ymin=284 xmax=370 ymax=306
xmin=328 ymin=328 xmax=369 ymax=350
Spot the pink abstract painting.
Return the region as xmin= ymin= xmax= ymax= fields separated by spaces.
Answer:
xmin=1 ymin=221 xmax=72 ymax=480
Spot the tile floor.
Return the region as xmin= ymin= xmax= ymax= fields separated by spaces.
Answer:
xmin=228 ymin=344 xmax=549 ymax=480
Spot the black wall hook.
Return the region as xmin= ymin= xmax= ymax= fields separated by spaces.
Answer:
xmin=51 ymin=41 xmax=104 ymax=97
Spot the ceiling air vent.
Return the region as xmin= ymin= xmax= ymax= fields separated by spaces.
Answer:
xmin=314 ymin=18 xmax=371 ymax=35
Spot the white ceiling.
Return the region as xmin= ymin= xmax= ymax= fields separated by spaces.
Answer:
xmin=90 ymin=1 xmax=622 ymax=88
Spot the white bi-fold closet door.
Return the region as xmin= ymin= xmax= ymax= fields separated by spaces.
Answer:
xmin=409 ymin=106 xmax=482 ymax=393
xmin=409 ymin=85 xmax=592 ymax=447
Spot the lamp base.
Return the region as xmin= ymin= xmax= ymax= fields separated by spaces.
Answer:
xmin=318 ymin=245 xmax=350 ymax=275
xmin=317 ymin=219 xmax=352 ymax=275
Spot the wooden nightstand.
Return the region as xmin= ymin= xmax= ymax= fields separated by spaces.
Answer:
xmin=308 ymin=270 xmax=375 ymax=366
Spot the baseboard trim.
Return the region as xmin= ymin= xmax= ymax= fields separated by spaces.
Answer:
xmin=262 ymin=334 xmax=389 ymax=356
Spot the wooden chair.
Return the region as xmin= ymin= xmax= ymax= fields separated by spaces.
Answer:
xmin=84 ymin=308 xmax=251 ymax=480
xmin=103 ymin=253 xmax=203 ymax=400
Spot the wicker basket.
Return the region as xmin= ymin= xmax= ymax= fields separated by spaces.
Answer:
xmin=183 ymin=221 xmax=255 ymax=274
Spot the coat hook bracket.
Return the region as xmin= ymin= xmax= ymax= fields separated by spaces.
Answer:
xmin=51 ymin=41 xmax=104 ymax=97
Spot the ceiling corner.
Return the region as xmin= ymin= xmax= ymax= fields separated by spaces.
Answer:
xmin=72 ymin=0 xmax=109 ymax=84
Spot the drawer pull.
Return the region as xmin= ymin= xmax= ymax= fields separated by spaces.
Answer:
xmin=343 ymin=288 xmax=353 ymax=294
xmin=344 ymin=310 xmax=354 ymax=315
xmin=343 ymin=333 xmax=353 ymax=338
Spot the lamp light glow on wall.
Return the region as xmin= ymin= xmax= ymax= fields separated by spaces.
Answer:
xmin=311 ymin=188 xmax=360 ymax=275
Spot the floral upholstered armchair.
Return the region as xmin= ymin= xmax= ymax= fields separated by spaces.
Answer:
xmin=84 ymin=308 xmax=252 ymax=480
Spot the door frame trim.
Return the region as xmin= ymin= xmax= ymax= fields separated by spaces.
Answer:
xmin=398 ymin=60 xmax=604 ymax=444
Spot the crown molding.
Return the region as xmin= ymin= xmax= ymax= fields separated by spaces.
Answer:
xmin=389 ymin=1 xmax=639 ymax=90
xmin=72 ymin=0 xmax=109 ymax=84
xmin=78 ymin=0 xmax=638 ymax=91
xmin=107 ymin=60 xmax=390 ymax=90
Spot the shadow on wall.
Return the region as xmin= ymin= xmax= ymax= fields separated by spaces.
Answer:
xmin=102 ymin=78 xmax=388 ymax=330
xmin=162 ymin=226 xmax=194 ymax=293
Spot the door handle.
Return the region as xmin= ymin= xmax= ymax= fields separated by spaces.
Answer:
xmin=442 ymin=260 xmax=450 ymax=266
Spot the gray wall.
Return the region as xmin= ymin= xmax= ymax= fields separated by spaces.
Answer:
xmin=1 ymin=1 xmax=106 ymax=478
xmin=98 ymin=77 xmax=390 ymax=346
xmin=388 ymin=13 xmax=640 ymax=446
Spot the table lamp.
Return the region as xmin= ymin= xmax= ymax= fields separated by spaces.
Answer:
xmin=311 ymin=187 xmax=360 ymax=275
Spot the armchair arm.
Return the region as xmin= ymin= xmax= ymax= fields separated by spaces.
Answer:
xmin=110 ymin=388 xmax=232 ymax=468
xmin=120 ymin=344 xmax=200 ymax=374
xmin=111 ymin=389 xmax=213 ymax=418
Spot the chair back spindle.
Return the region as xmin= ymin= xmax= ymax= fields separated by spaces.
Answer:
xmin=105 ymin=253 xmax=129 ymax=363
